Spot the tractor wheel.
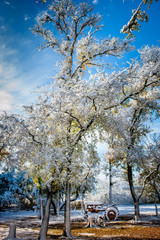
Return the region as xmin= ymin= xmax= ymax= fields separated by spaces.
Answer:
xmin=105 ymin=206 xmax=119 ymax=221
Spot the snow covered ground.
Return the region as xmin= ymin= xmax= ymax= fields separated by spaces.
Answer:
xmin=0 ymin=204 xmax=159 ymax=221
xmin=118 ymin=204 xmax=160 ymax=216
xmin=0 ymin=209 xmax=38 ymax=219
xmin=0 ymin=204 xmax=159 ymax=240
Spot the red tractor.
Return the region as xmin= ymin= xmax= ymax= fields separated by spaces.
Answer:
xmin=84 ymin=201 xmax=119 ymax=223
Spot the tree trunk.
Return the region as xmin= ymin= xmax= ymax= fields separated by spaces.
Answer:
xmin=154 ymin=190 xmax=159 ymax=217
xmin=81 ymin=192 xmax=84 ymax=214
xmin=51 ymin=198 xmax=57 ymax=215
xmin=134 ymin=199 xmax=140 ymax=221
xmin=127 ymin=163 xmax=140 ymax=220
xmin=153 ymin=177 xmax=159 ymax=217
xmin=109 ymin=159 xmax=112 ymax=205
xmin=62 ymin=179 xmax=73 ymax=238
xmin=38 ymin=189 xmax=52 ymax=240
xmin=149 ymin=176 xmax=160 ymax=204
xmin=60 ymin=189 xmax=79 ymax=211
xmin=57 ymin=190 xmax=60 ymax=216
xmin=39 ymin=189 xmax=44 ymax=220
xmin=155 ymin=187 xmax=160 ymax=203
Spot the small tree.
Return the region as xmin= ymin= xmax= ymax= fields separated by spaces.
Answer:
xmin=140 ymin=134 xmax=160 ymax=215
xmin=0 ymin=171 xmax=34 ymax=210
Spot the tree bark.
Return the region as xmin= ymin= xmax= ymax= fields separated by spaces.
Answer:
xmin=81 ymin=192 xmax=84 ymax=214
xmin=51 ymin=198 xmax=57 ymax=215
xmin=155 ymin=187 xmax=160 ymax=203
xmin=60 ymin=189 xmax=79 ymax=211
xmin=134 ymin=199 xmax=140 ymax=220
xmin=154 ymin=190 xmax=158 ymax=217
xmin=57 ymin=190 xmax=60 ymax=216
xmin=39 ymin=188 xmax=44 ymax=220
xmin=149 ymin=176 xmax=160 ymax=211
xmin=62 ymin=179 xmax=73 ymax=238
xmin=153 ymin=176 xmax=159 ymax=217
xmin=109 ymin=159 xmax=112 ymax=205
xmin=127 ymin=163 xmax=140 ymax=220
xmin=38 ymin=189 xmax=52 ymax=240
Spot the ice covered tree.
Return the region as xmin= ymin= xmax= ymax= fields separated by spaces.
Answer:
xmin=104 ymin=137 xmax=121 ymax=205
xmin=0 ymin=113 xmax=29 ymax=173
xmin=100 ymin=45 xmax=160 ymax=220
xmin=0 ymin=171 xmax=34 ymax=210
xmin=31 ymin=0 xmax=133 ymax=238
xmin=32 ymin=0 xmax=131 ymax=86
xmin=14 ymin=98 xmax=101 ymax=239
xmin=30 ymin=0 xmax=160 ymax=235
xmin=121 ymin=0 xmax=159 ymax=38
xmin=123 ymin=46 xmax=160 ymax=220
xmin=0 ymin=113 xmax=43 ymax=211
xmin=139 ymin=134 xmax=160 ymax=215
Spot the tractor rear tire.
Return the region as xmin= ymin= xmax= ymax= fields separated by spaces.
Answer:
xmin=105 ymin=206 xmax=119 ymax=221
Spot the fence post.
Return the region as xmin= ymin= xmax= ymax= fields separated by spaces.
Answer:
xmin=3 ymin=224 xmax=16 ymax=240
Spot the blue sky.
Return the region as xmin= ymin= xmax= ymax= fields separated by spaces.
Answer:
xmin=0 ymin=0 xmax=160 ymax=116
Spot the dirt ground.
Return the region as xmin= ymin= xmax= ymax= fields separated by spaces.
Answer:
xmin=0 ymin=215 xmax=160 ymax=240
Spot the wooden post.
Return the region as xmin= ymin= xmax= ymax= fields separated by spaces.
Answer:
xmin=3 ymin=224 xmax=16 ymax=240
xmin=8 ymin=224 xmax=16 ymax=238
xmin=2 ymin=224 xmax=23 ymax=240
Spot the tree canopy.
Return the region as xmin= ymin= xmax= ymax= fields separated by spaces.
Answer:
xmin=1 ymin=0 xmax=160 ymax=239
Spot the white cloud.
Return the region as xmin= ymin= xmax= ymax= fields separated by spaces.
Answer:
xmin=0 ymin=41 xmax=57 ymax=114
xmin=0 ymin=90 xmax=13 ymax=113
xmin=0 ymin=65 xmax=2 ymax=74
xmin=3 ymin=1 xmax=14 ymax=8
xmin=0 ymin=44 xmax=35 ymax=113
xmin=1 ymin=26 xmax=6 ymax=31
xmin=93 ymin=0 xmax=98 ymax=5
xmin=24 ymin=15 xmax=31 ymax=21
xmin=4 ymin=1 xmax=10 ymax=5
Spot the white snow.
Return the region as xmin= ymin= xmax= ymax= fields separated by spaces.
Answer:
xmin=117 ymin=204 xmax=160 ymax=216
xmin=0 ymin=204 xmax=159 ymax=223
